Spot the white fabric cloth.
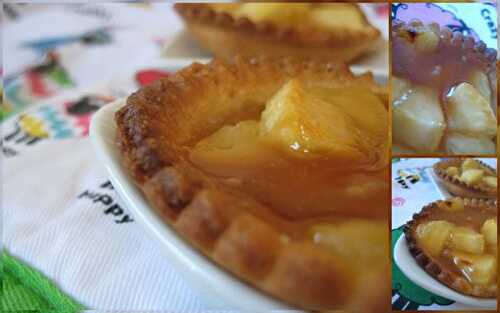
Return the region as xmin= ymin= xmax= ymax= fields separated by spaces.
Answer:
xmin=3 ymin=138 xmax=211 ymax=310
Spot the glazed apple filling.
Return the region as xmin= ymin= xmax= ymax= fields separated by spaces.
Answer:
xmin=444 ymin=158 xmax=497 ymax=189
xmin=189 ymin=78 xmax=388 ymax=221
xmin=392 ymin=22 xmax=497 ymax=154
xmin=209 ymin=3 xmax=366 ymax=32
xmin=415 ymin=199 xmax=497 ymax=291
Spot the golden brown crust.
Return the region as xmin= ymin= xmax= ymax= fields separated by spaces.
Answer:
xmin=174 ymin=3 xmax=381 ymax=63
xmin=433 ymin=159 xmax=497 ymax=199
xmin=404 ymin=198 xmax=498 ymax=298
xmin=115 ymin=57 xmax=389 ymax=311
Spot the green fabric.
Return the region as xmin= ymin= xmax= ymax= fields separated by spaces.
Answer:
xmin=1 ymin=250 xmax=84 ymax=312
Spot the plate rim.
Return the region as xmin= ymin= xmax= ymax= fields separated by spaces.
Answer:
xmin=89 ymin=98 xmax=296 ymax=310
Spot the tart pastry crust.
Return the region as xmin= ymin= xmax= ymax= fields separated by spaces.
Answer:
xmin=433 ymin=159 xmax=497 ymax=199
xmin=404 ymin=198 xmax=497 ymax=298
xmin=115 ymin=57 xmax=389 ymax=311
xmin=174 ymin=3 xmax=381 ymax=63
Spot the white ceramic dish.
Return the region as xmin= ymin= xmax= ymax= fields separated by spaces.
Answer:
xmin=394 ymin=235 xmax=497 ymax=309
xmin=126 ymin=58 xmax=388 ymax=85
xmin=427 ymin=167 xmax=453 ymax=200
xmin=89 ymin=97 xmax=300 ymax=310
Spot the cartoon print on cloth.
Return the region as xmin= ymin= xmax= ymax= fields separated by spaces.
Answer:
xmin=64 ymin=95 xmax=114 ymax=136
xmin=394 ymin=166 xmax=430 ymax=190
xmin=392 ymin=227 xmax=454 ymax=310
xmin=135 ymin=68 xmax=170 ymax=87
xmin=78 ymin=180 xmax=134 ymax=224
xmin=2 ymin=28 xmax=113 ymax=120
xmin=2 ymin=52 xmax=74 ymax=120
xmin=1 ymin=93 xmax=114 ymax=158
xmin=391 ymin=161 xmax=442 ymax=233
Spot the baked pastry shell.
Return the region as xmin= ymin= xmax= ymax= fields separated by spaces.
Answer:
xmin=404 ymin=198 xmax=497 ymax=298
xmin=174 ymin=3 xmax=381 ymax=63
xmin=115 ymin=57 xmax=389 ymax=311
xmin=433 ymin=159 xmax=497 ymax=199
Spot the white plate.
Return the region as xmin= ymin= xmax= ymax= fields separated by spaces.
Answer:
xmin=427 ymin=167 xmax=453 ymax=200
xmin=89 ymin=98 xmax=298 ymax=310
xmin=162 ymin=30 xmax=388 ymax=80
xmin=129 ymin=58 xmax=388 ymax=85
xmin=394 ymin=235 xmax=497 ymax=309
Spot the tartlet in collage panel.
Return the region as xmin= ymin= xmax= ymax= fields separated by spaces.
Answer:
xmin=404 ymin=197 xmax=497 ymax=298
xmin=174 ymin=3 xmax=381 ymax=63
xmin=116 ymin=57 xmax=390 ymax=311
xmin=392 ymin=19 xmax=497 ymax=155
xmin=433 ymin=158 xmax=497 ymax=199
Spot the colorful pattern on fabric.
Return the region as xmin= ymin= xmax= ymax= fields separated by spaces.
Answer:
xmin=2 ymin=52 xmax=75 ymax=120
xmin=2 ymin=93 xmax=115 ymax=158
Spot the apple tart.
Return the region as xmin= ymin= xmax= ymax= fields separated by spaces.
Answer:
xmin=174 ymin=3 xmax=380 ymax=63
xmin=392 ymin=20 xmax=497 ymax=155
xmin=433 ymin=158 xmax=497 ymax=199
xmin=116 ymin=58 xmax=389 ymax=311
xmin=405 ymin=198 xmax=497 ymax=298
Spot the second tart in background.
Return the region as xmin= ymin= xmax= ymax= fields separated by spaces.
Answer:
xmin=174 ymin=3 xmax=381 ymax=63
xmin=433 ymin=158 xmax=497 ymax=199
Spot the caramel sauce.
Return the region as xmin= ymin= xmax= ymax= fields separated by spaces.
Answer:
xmin=187 ymin=86 xmax=388 ymax=228
xmin=419 ymin=203 xmax=496 ymax=285
xmin=191 ymin=141 xmax=388 ymax=221
xmin=392 ymin=29 xmax=490 ymax=103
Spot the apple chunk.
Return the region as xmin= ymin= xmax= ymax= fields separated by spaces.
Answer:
xmin=446 ymin=82 xmax=496 ymax=138
xmin=260 ymin=79 xmax=366 ymax=162
xmin=445 ymin=132 xmax=496 ymax=155
xmin=189 ymin=120 xmax=274 ymax=176
xmin=234 ymin=3 xmax=310 ymax=24
xmin=462 ymin=158 xmax=480 ymax=171
xmin=392 ymin=85 xmax=445 ymax=152
xmin=449 ymin=227 xmax=485 ymax=254
xmin=310 ymin=220 xmax=387 ymax=267
xmin=416 ymin=220 xmax=454 ymax=256
xmin=481 ymin=219 xmax=497 ymax=254
xmin=391 ymin=76 xmax=411 ymax=102
xmin=482 ymin=176 xmax=497 ymax=188
xmin=459 ymin=169 xmax=484 ymax=186
xmin=452 ymin=251 xmax=497 ymax=285
xmin=470 ymin=70 xmax=492 ymax=103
